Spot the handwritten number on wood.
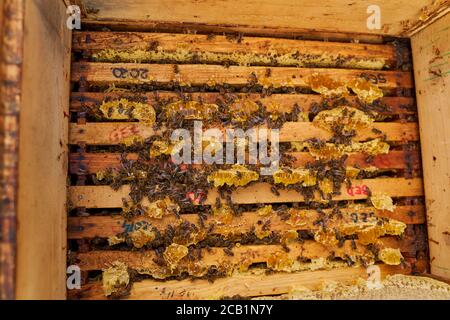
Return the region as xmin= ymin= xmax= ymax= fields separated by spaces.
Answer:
xmin=360 ymin=72 xmax=387 ymax=84
xmin=111 ymin=67 xmax=149 ymax=80
xmin=347 ymin=184 xmax=370 ymax=196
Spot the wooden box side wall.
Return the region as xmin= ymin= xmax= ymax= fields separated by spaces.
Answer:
xmin=16 ymin=0 xmax=71 ymax=299
xmin=412 ymin=12 xmax=450 ymax=280
xmin=77 ymin=0 xmax=450 ymax=38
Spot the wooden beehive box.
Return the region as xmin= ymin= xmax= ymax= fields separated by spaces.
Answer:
xmin=0 ymin=0 xmax=449 ymax=300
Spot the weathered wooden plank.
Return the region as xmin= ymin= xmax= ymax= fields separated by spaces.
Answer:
xmin=220 ymin=179 xmax=423 ymax=205
xmin=68 ymin=178 xmax=424 ymax=208
xmin=71 ymin=62 xmax=413 ymax=89
xmin=68 ymin=263 xmax=416 ymax=300
xmin=15 ymin=0 xmax=70 ymax=300
xmin=69 ymin=150 xmax=420 ymax=175
xmin=70 ymin=92 xmax=416 ymax=115
xmin=75 ymin=237 xmax=415 ymax=272
xmin=68 ymin=205 xmax=425 ymax=239
xmin=412 ymin=12 xmax=450 ymax=280
xmin=69 ymin=122 xmax=419 ymax=145
xmin=72 ymin=32 xmax=397 ymax=69
xmin=79 ymin=18 xmax=387 ymax=44
xmin=68 ymin=0 xmax=442 ymax=37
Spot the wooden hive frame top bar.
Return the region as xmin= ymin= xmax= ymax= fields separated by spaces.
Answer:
xmin=72 ymin=0 xmax=450 ymax=37
xmin=69 ymin=178 xmax=424 ymax=208
xmin=69 ymin=263 xmax=422 ymax=300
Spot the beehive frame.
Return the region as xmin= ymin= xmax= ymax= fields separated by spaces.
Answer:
xmin=0 ymin=0 xmax=449 ymax=300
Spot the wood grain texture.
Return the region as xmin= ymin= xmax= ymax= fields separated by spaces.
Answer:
xmin=69 ymin=150 xmax=421 ymax=174
xmin=411 ymin=12 xmax=450 ymax=280
xmin=407 ymin=1 xmax=450 ymax=36
xmin=70 ymin=92 xmax=417 ymax=115
xmin=69 ymin=122 xmax=419 ymax=145
xmin=73 ymin=31 xmax=394 ymax=54
xmin=79 ymin=19 xmax=387 ymax=44
xmin=0 ymin=0 xmax=23 ymax=300
xmin=16 ymin=0 xmax=71 ymax=300
xmin=68 ymin=178 xmax=424 ymax=208
xmin=69 ymin=263 xmax=415 ymax=300
xmin=68 ymin=205 xmax=425 ymax=239
xmin=77 ymin=0 xmax=440 ymax=36
xmin=71 ymin=62 xmax=414 ymax=89
xmin=74 ymin=237 xmax=416 ymax=271
xmin=72 ymin=31 xmax=398 ymax=69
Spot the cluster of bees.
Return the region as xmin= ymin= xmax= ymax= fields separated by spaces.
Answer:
xmin=89 ymin=71 xmax=404 ymax=298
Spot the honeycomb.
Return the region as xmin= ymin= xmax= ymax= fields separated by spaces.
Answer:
xmin=312 ymin=106 xmax=374 ymax=133
xmin=370 ymin=193 xmax=396 ymax=212
xmin=99 ymin=98 xmax=156 ymax=125
xmin=163 ymin=243 xmax=189 ymax=271
xmin=309 ymin=73 xmax=349 ymax=97
xmin=108 ymin=235 xmax=126 ymax=246
xmin=256 ymin=205 xmax=273 ymax=217
xmin=339 ymin=218 xmax=406 ymax=245
xmin=348 ymin=78 xmax=384 ymax=103
xmin=280 ymin=230 xmax=299 ymax=245
xmin=307 ymin=138 xmax=390 ymax=160
xmin=314 ymin=228 xmax=339 ymax=246
xmin=319 ymin=178 xmax=334 ymax=195
xmin=173 ymin=227 xmax=206 ymax=246
xmin=266 ymin=251 xmax=295 ymax=272
xmin=102 ymin=261 xmax=130 ymax=297
xmin=308 ymin=74 xmax=383 ymax=103
xmin=92 ymin=47 xmax=386 ymax=69
xmin=207 ymin=164 xmax=259 ymax=187
xmin=274 ymin=275 xmax=450 ymax=300
xmin=346 ymin=166 xmax=360 ymax=178
xmin=228 ymin=99 xmax=260 ymax=122
xmin=212 ymin=205 xmax=234 ymax=225
xmin=351 ymin=139 xmax=390 ymax=155
xmin=286 ymin=209 xmax=308 ymax=228
xmin=356 ymin=226 xmax=385 ymax=245
xmin=120 ymin=136 xmax=146 ymax=147
xmin=165 ymin=100 xmax=219 ymax=120
xmin=150 ymin=140 xmax=175 ymax=158
xmin=255 ymin=218 xmax=272 ymax=239
xmin=129 ymin=226 xmax=157 ymax=248
xmin=145 ymin=197 xmax=180 ymax=219
xmin=273 ymin=168 xmax=316 ymax=186
xmin=378 ymin=248 xmax=403 ymax=265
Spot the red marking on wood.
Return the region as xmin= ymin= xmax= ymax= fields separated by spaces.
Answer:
xmin=347 ymin=184 xmax=370 ymax=197
xmin=109 ymin=124 xmax=140 ymax=143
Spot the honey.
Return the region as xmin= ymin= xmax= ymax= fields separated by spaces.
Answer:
xmin=309 ymin=73 xmax=349 ymax=97
xmin=144 ymin=197 xmax=180 ymax=219
xmin=129 ymin=226 xmax=156 ymax=248
xmin=378 ymin=248 xmax=403 ymax=265
xmin=102 ymin=261 xmax=130 ymax=297
xmin=313 ymin=106 xmax=374 ymax=133
xmin=307 ymin=138 xmax=390 ymax=160
xmin=99 ymin=98 xmax=156 ymax=125
xmin=273 ymin=168 xmax=317 ymax=186
xmin=163 ymin=243 xmax=189 ymax=270
xmin=370 ymin=193 xmax=396 ymax=212
xmin=207 ymin=164 xmax=259 ymax=187
xmin=348 ymin=78 xmax=384 ymax=103
xmin=165 ymin=100 xmax=219 ymax=120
